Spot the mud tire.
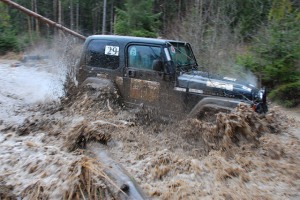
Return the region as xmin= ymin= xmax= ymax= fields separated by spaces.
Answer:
xmin=192 ymin=104 xmax=232 ymax=121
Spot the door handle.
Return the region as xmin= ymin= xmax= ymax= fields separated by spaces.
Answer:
xmin=128 ymin=69 xmax=136 ymax=78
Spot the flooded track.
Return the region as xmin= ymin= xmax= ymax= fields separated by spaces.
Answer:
xmin=0 ymin=59 xmax=64 ymax=125
xmin=0 ymin=54 xmax=299 ymax=199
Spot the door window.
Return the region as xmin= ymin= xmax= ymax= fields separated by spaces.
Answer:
xmin=128 ymin=45 xmax=162 ymax=70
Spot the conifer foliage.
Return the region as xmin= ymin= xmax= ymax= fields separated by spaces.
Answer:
xmin=114 ymin=0 xmax=160 ymax=37
xmin=0 ymin=0 xmax=299 ymax=107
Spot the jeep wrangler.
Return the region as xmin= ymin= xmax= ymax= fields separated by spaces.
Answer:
xmin=76 ymin=35 xmax=267 ymax=118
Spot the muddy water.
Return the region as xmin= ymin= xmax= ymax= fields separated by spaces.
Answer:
xmin=0 ymin=60 xmax=64 ymax=125
xmin=0 ymin=56 xmax=300 ymax=199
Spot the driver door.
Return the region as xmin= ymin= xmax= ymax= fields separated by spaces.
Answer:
xmin=122 ymin=44 xmax=167 ymax=107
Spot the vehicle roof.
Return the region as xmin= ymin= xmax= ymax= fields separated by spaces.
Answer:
xmin=85 ymin=35 xmax=185 ymax=45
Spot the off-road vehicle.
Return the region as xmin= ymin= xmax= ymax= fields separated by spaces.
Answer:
xmin=76 ymin=35 xmax=267 ymax=118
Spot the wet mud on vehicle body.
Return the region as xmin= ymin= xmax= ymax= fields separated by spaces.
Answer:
xmin=76 ymin=35 xmax=268 ymax=119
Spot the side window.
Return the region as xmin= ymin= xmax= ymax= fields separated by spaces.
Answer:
xmin=128 ymin=45 xmax=162 ymax=70
xmin=86 ymin=39 xmax=119 ymax=69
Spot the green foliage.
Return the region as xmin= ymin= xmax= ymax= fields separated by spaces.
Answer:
xmin=0 ymin=30 xmax=40 ymax=54
xmin=253 ymin=12 xmax=299 ymax=87
xmin=268 ymin=81 xmax=300 ymax=107
xmin=0 ymin=2 xmax=37 ymax=54
xmin=0 ymin=2 xmax=19 ymax=54
xmin=224 ymin=0 xmax=272 ymax=39
xmin=0 ymin=3 xmax=10 ymax=29
xmin=114 ymin=0 xmax=160 ymax=37
xmin=268 ymin=0 xmax=292 ymax=21
xmin=0 ymin=2 xmax=41 ymax=54
xmin=0 ymin=32 xmax=19 ymax=54
xmin=236 ymin=54 xmax=257 ymax=70
xmin=237 ymin=0 xmax=300 ymax=107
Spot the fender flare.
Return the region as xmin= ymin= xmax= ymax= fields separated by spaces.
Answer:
xmin=188 ymin=97 xmax=248 ymax=118
xmin=81 ymin=77 xmax=115 ymax=93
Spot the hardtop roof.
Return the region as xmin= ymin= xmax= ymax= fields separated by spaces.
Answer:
xmin=85 ymin=35 xmax=185 ymax=46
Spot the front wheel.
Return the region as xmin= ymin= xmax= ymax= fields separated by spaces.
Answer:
xmin=188 ymin=104 xmax=232 ymax=121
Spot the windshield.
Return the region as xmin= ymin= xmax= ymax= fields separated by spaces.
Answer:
xmin=168 ymin=42 xmax=197 ymax=71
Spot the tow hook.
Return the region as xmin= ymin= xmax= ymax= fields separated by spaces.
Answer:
xmin=252 ymin=102 xmax=268 ymax=114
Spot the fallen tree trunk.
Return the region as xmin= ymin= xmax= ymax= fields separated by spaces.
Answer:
xmin=0 ymin=0 xmax=86 ymax=40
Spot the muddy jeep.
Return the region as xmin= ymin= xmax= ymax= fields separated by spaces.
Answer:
xmin=76 ymin=35 xmax=267 ymax=119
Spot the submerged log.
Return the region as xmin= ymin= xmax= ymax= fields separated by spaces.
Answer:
xmin=88 ymin=144 xmax=147 ymax=200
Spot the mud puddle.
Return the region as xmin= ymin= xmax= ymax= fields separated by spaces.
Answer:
xmin=0 ymin=45 xmax=300 ymax=199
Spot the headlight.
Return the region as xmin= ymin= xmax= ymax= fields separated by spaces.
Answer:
xmin=256 ymin=88 xmax=266 ymax=100
xmin=254 ymin=89 xmax=268 ymax=113
xmin=259 ymin=90 xmax=264 ymax=100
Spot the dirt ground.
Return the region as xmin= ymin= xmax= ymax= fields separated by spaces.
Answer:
xmin=0 ymin=47 xmax=299 ymax=199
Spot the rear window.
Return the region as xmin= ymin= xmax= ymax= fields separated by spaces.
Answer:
xmin=85 ymin=39 xmax=119 ymax=69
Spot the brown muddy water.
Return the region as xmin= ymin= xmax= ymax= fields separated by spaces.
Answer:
xmin=0 ymin=45 xmax=299 ymax=199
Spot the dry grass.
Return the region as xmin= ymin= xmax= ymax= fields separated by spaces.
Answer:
xmin=0 ymin=52 xmax=23 ymax=60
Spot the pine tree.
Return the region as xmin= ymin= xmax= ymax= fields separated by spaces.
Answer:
xmin=0 ymin=2 xmax=19 ymax=53
xmin=114 ymin=0 xmax=160 ymax=37
xmin=237 ymin=0 xmax=300 ymax=107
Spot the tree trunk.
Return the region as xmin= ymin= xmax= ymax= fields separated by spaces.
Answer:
xmin=110 ymin=0 xmax=114 ymax=34
xmin=31 ymin=0 xmax=34 ymax=35
xmin=53 ymin=0 xmax=58 ymax=35
xmin=177 ymin=0 xmax=181 ymax=20
xmin=27 ymin=16 xmax=33 ymax=44
xmin=102 ymin=0 xmax=107 ymax=34
xmin=58 ymin=0 xmax=62 ymax=24
xmin=34 ymin=0 xmax=39 ymax=36
xmin=58 ymin=0 xmax=62 ymax=38
xmin=70 ymin=0 xmax=74 ymax=30
xmin=76 ymin=1 xmax=79 ymax=32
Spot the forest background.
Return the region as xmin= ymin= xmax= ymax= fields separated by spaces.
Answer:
xmin=0 ymin=0 xmax=299 ymax=107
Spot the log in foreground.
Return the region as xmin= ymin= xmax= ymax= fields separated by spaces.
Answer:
xmin=88 ymin=144 xmax=147 ymax=200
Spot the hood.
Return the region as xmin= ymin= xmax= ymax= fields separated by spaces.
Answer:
xmin=177 ymin=71 xmax=263 ymax=102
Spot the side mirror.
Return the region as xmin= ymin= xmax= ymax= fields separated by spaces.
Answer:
xmin=152 ymin=59 xmax=163 ymax=71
